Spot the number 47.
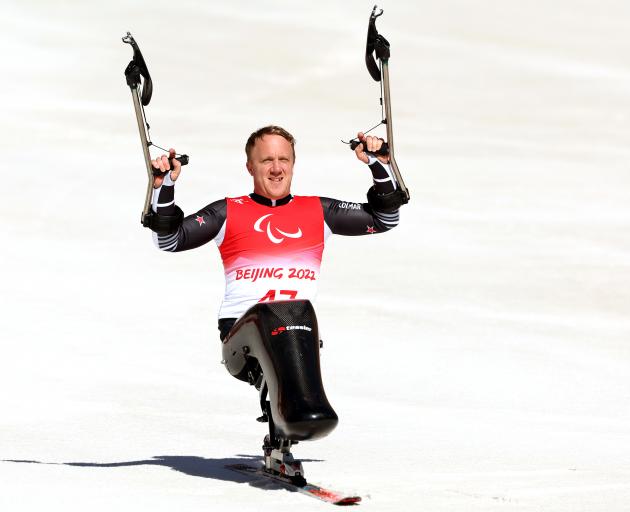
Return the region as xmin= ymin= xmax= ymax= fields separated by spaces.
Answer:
xmin=259 ymin=289 xmax=298 ymax=302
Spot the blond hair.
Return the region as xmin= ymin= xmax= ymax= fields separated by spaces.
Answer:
xmin=245 ymin=125 xmax=296 ymax=161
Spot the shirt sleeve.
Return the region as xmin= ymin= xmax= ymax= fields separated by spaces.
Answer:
xmin=319 ymin=197 xmax=398 ymax=235
xmin=320 ymin=158 xmax=400 ymax=236
xmin=150 ymin=173 xmax=227 ymax=252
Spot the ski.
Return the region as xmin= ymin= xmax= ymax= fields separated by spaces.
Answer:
xmin=226 ymin=463 xmax=362 ymax=506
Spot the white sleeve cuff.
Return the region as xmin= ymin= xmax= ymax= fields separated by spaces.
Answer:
xmin=151 ymin=171 xmax=174 ymax=212
xmin=163 ymin=171 xmax=175 ymax=186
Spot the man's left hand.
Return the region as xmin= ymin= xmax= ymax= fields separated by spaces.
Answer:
xmin=354 ymin=132 xmax=390 ymax=165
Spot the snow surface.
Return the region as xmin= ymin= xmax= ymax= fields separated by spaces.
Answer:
xmin=2 ymin=1 xmax=630 ymax=510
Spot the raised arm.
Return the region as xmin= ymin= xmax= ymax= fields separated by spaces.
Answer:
xmin=147 ymin=149 xmax=227 ymax=252
xmin=322 ymin=134 xmax=404 ymax=235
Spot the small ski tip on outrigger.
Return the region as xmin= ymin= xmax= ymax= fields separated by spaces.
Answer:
xmin=343 ymin=5 xmax=410 ymax=204
xmin=121 ymin=31 xmax=189 ymax=227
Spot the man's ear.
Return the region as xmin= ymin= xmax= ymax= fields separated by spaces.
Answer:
xmin=246 ymin=162 xmax=253 ymax=175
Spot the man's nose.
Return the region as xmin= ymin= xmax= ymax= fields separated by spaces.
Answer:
xmin=271 ymin=160 xmax=282 ymax=173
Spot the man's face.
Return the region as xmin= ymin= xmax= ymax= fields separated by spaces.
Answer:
xmin=247 ymin=134 xmax=294 ymax=200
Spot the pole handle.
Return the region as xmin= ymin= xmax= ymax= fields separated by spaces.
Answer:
xmin=151 ymin=155 xmax=189 ymax=177
xmin=349 ymin=140 xmax=389 ymax=157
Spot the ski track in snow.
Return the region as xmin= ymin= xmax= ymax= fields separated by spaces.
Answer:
xmin=1 ymin=1 xmax=630 ymax=511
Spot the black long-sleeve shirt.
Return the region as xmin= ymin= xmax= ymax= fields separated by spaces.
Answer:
xmin=151 ymin=158 xmax=400 ymax=318
xmin=152 ymin=158 xmax=400 ymax=251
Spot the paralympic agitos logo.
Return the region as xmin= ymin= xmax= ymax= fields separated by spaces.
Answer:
xmin=254 ymin=214 xmax=302 ymax=244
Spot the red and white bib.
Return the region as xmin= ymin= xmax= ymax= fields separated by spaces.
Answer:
xmin=216 ymin=195 xmax=328 ymax=319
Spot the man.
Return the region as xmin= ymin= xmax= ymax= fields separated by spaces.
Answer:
xmin=149 ymin=125 xmax=401 ymax=336
xmin=146 ymin=125 xmax=404 ymax=480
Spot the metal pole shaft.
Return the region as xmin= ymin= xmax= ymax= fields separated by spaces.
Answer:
xmin=381 ymin=61 xmax=410 ymax=200
xmin=129 ymin=86 xmax=156 ymax=223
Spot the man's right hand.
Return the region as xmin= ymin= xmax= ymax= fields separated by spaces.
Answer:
xmin=152 ymin=148 xmax=182 ymax=188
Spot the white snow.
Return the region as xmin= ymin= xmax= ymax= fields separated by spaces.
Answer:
xmin=1 ymin=1 xmax=630 ymax=511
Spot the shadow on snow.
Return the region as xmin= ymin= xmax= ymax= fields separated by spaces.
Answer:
xmin=2 ymin=454 xmax=324 ymax=492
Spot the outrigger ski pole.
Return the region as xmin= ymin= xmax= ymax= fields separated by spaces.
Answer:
xmin=122 ymin=32 xmax=189 ymax=227
xmin=344 ymin=5 xmax=410 ymax=203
